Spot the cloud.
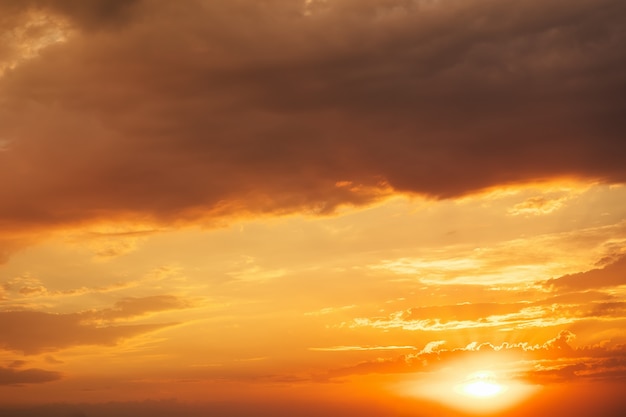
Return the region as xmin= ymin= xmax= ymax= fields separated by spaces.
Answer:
xmin=0 ymin=0 xmax=623 ymax=239
xmin=348 ymin=301 xmax=573 ymax=332
xmin=0 ymin=310 xmax=173 ymax=354
xmin=348 ymin=292 xmax=626 ymax=333
xmin=0 ymin=0 xmax=140 ymax=29
xmin=309 ymin=345 xmax=416 ymax=352
xmin=6 ymin=359 xmax=27 ymax=368
xmin=70 ymin=227 xmax=159 ymax=259
xmin=2 ymin=275 xmax=48 ymax=297
xmin=544 ymin=254 xmax=626 ymax=291
xmin=327 ymin=330 xmax=626 ymax=383
xmin=44 ymin=355 xmax=63 ymax=364
xmin=0 ymin=365 xmax=61 ymax=385
xmin=304 ymin=305 xmax=356 ymax=316
xmin=1 ymin=274 xmax=140 ymax=301
xmin=0 ymin=237 xmax=34 ymax=265
xmin=89 ymin=295 xmax=192 ymax=322
xmin=507 ymin=195 xmax=570 ymax=216
xmin=0 ymin=295 xmax=189 ymax=354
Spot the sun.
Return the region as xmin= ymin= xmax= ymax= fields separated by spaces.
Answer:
xmin=396 ymin=355 xmax=539 ymax=415
xmin=456 ymin=371 xmax=506 ymax=399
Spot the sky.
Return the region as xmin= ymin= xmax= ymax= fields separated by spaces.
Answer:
xmin=0 ymin=0 xmax=625 ymax=415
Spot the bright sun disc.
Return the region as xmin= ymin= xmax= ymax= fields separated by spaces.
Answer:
xmin=397 ymin=357 xmax=539 ymax=415
xmin=461 ymin=379 xmax=503 ymax=398
xmin=456 ymin=371 xmax=506 ymax=399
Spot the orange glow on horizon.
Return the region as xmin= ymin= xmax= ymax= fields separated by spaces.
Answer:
xmin=396 ymin=353 xmax=539 ymax=415
xmin=457 ymin=371 xmax=506 ymax=398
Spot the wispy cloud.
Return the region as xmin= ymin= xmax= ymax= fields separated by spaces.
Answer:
xmin=309 ymin=345 xmax=416 ymax=352
xmin=348 ymin=298 xmax=626 ymax=333
xmin=508 ymin=195 xmax=570 ymax=216
xmin=304 ymin=305 xmax=356 ymax=316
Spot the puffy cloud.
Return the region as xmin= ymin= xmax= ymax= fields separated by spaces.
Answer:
xmin=0 ymin=0 xmax=624 ymax=238
xmin=327 ymin=330 xmax=626 ymax=383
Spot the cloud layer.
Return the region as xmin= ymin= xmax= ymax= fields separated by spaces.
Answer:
xmin=328 ymin=330 xmax=626 ymax=385
xmin=0 ymin=295 xmax=187 ymax=354
xmin=0 ymin=0 xmax=625 ymax=235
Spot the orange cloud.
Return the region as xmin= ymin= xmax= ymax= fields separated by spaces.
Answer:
xmin=0 ymin=359 xmax=61 ymax=385
xmin=0 ymin=295 xmax=189 ymax=354
xmin=0 ymin=0 xmax=623 ymax=244
xmin=326 ymin=330 xmax=626 ymax=385
xmin=88 ymin=295 xmax=192 ymax=323
xmin=0 ymin=310 xmax=173 ymax=354
xmin=544 ymin=254 xmax=626 ymax=291
xmin=508 ymin=195 xmax=570 ymax=216
xmin=0 ymin=365 xmax=61 ymax=386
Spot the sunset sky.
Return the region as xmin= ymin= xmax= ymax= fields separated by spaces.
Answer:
xmin=1 ymin=0 xmax=626 ymax=416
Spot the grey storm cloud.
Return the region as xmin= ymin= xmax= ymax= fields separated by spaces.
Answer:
xmin=0 ymin=0 xmax=624 ymax=233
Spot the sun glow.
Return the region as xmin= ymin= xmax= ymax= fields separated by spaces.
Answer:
xmin=457 ymin=371 xmax=506 ymax=398
xmin=398 ymin=356 xmax=538 ymax=415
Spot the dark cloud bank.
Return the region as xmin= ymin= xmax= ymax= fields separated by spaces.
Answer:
xmin=0 ymin=0 xmax=624 ymax=233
